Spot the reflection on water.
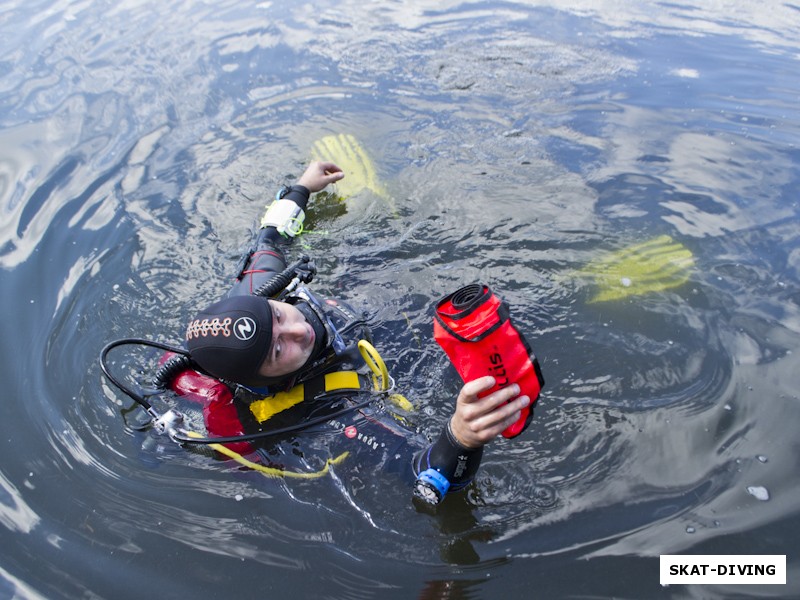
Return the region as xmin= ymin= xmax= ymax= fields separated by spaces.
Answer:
xmin=1 ymin=0 xmax=799 ymax=598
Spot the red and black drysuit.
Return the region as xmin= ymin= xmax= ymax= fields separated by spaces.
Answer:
xmin=167 ymin=185 xmax=482 ymax=503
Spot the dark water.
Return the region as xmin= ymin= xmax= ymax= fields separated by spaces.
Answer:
xmin=2 ymin=1 xmax=799 ymax=598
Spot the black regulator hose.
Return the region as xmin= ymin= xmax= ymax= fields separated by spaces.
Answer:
xmin=254 ymin=255 xmax=316 ymax=298
xmin=171 ymin=393 xmax=376 ymax=445
xmin=152 ymin=353 xmax=196 ymax=390
xmin=100 ymin=338 xmax=191 ymax=412
xmin=100 ymin=337 xmax=380 ymax=445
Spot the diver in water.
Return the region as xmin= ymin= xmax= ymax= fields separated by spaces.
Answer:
xmin=162 ymin=161 xmax=536 ymax=505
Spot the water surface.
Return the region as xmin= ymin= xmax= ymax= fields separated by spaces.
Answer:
xmin=1 ymin=1 xmax=799 ymax=598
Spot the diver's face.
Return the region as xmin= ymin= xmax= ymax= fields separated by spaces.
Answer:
xmin=258 ymin=300 xmax=316 ymax=378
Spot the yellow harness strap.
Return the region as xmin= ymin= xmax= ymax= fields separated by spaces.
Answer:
xmin=249 ymin=384 xmax=306 ymax=422
xmin=248 ymin=371 xmax=363 ymax=423
xmin=324 ymin=370 xmax=361 ymax=391
xmin=193 ymin=342 xmax=408 ymax=478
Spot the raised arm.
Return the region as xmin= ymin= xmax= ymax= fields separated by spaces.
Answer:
xmin=412 ymin=377 xmax=531 ymax=505
xmin=229 ymin=161 xmax=344 ymax=296
xmin=296 ymin=161 xmax=344 ymax=192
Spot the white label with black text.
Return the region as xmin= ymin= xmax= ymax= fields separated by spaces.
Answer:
xmin=660 ymin=555 xmax=786 ymax=585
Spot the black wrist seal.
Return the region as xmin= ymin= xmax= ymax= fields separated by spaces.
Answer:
xmin=413 ymin=422 xmax=483 ymax=504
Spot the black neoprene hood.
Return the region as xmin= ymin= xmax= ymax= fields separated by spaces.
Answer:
xmin=186 ymin=295 xmax=274 ymax=386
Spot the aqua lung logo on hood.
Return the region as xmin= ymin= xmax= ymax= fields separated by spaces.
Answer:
xmin=234 ymin=316 xmax=257 ymax=341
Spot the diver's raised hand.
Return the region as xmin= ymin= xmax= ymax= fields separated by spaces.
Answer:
xmin=297 ymin=161 xmax=345 ymax=192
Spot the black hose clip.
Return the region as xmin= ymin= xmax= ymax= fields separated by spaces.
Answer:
xmin=233 ymin=246 xmax=256 ymax=280
xmin=291 ymin=255 xmax=317 ymax=289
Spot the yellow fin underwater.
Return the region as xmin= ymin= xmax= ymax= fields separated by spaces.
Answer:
xmin=580 ymin=235 xmax=695 ymax=303
xmin=311 ymin=134 xmax=392 ymax=205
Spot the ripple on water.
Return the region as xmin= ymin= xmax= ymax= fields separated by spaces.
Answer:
xmin=2 ymin=0 xmax=800 ymax=597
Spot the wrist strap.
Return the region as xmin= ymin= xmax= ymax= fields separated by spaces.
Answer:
xmin=261 ymin=199 xmax=305 ymax=237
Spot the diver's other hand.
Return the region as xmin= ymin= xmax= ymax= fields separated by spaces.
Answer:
xmin=297 ymin=161 xmax=345 ymax=192
xmin=449 ymin=376 xmax=531 ymax=448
